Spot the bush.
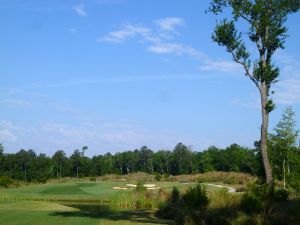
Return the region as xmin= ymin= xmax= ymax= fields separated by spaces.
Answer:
xmin=170 ymin=187 xmax=180 ymax=203
xmin=0 ymin=176 xmax=13 ymax=188
xmin=157 ymin=185 xmax=209 ymax=225
xmin=163 ymin=173 xmax=170 ymax=179
xmin=136 ymin=180 xmax=146 ymax=192
xmin=154 ymin=173 xmax=162 ymax=181
xmin=247 ymin=183 xmax=271 ymax=200
xmin=37 ymin=176 xmax=48 ymax=184
xmin=90 ymin=177 xmax=96 ymax=182
xmin=273 ymin=189 xmax=289 ymax=201
xmin=240 ymin=194 xmax=262 ymax=214
xmin=183 ymin=184 xmax=209 ymax=211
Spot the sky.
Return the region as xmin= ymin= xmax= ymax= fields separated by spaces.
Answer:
xmin=0 ymin=0 xmax=300 ymax=157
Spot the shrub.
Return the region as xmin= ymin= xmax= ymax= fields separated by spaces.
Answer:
xmin=37 ymin=176 xmax=48 ymax=184
xmin=183 ymin=184 xmax=209 ymax=211
xmin=0 ymin=176 xmax=13 ymax=188
xmin=170 ymin=186 xmax=180 ymax=203
xmin=90 ymin=177 xmax=96 ymax=182
xmin=163 ymin=173 xmax=170 ymax=179
xmin=273 ymin=189 xmax=289 ymax=201
xmin=136 ymin=180 xmax=146 ymax=192
xmin=247 ymin=183 xmax=271 ymax=200
xmin=240 ymin=194 xmax=262 ymax=214
xmin=236 ymin=186 xmax=248 ymax=192
xmin=154 ymin=173 xmax=162 ymax=181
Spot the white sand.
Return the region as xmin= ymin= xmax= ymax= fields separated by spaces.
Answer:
xmin=113 ymin=187 xmax=128 ymax=190
xmin=147 ymin=187 xmax=160 ymax=190
xmin=144 ymin=184 xmax=156 ymax=188
xmin=126 ymin=184 xmax=137 ymax=187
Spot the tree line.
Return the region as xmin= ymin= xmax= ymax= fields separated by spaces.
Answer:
xmin=0 ymin=107 xmax=299 ymax=189
xmin=0 ymin=143 xmax=261 ymax=182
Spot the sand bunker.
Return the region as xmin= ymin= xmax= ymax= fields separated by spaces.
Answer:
xmin=146 ymin=187 xmax=160 ymax=190
xmin=143 ymin=184 xmax=156 ymax=188
xmin=113 ymin=187 xmax=128 ymax=190
xmin=126 ymin=184 xmax=137 ymax=187
xmin=113 ymin=183 xmax=160 ymax=190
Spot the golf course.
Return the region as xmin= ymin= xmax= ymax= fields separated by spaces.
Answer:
xmin=0 ymin=179 xmax=228 ymax=225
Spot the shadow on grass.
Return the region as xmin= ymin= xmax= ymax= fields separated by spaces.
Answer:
xmin=205 ymin=197 xmax=300 ymax=225
xmin=49 ymin=204 xmax=172 ymax=224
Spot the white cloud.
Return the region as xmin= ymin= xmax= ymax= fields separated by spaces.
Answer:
xmin=199 ymin=59 xmax=242 ymax=73
xmin=230 ymin=97 xmax=260 ymax=110
xmin=155 ymin=17 xmax=184 ymax=31
xmin=147 ymin=43 xmax=202 ymax=57
xmin=0 ymin=130 xmax=17 ymax=143
xmin=4 ymin=99 xmax=32 ymax=107
xmin=0 ymin=121 xmax=18 ymax=143
xmin=275 ymin=78 xmax=300 ymax=104
xmin=72 ymin=4 xmax=87 ymax=17
xmin=273 ymin=53 xmax=300 ymax=105
xmin=69 ymin=28 xmax=77 ymax=35
xmin=99 ymin=24 xmax=150 ymax=43
xmin=99 ymin=18 xmax=243 ymax=74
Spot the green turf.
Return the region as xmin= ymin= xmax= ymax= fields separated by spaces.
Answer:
xmin=0 ymin=201 xmax=171 ymax=225
xmin=0 ymin=181 xmax=199 ymax=197
xmin=0 ymin=181 xmax=228 ymax=224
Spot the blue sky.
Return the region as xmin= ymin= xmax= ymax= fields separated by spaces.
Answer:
xmin=1 ymin=0 xmax=299 ymax=157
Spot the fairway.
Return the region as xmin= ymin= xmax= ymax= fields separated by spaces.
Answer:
xmin=0 ymin=201 xmax=171 ymax=225
xmin=0 ymin=181 xmax=215 ymax=201
xmin=0 ymin=181 xmax=228 ymax=224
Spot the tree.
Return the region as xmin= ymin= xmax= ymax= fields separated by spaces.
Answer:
xmin=209 ymin=0 xmax=299 ymax=185
xmin=70 ymin=149 xmax=82 ymax=180
xmin=52 ymin=150 xmax=67 ymax=179
xmin=269 ymin=106 xmax=299 ymax=188
xmin=172 ymin=143 xmax=193 ymax=175
xmin=0 ymin=144 xmax=4 ymax=175
xmin=82 ymin=146 xmax=88 ymax=157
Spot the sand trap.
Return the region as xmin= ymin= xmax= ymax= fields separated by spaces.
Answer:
xmin=121 ymin=178 xmax=126 ymax=181
xmin=113 ymin=187 xmax=128 ymax=190
xmin=126 ymin=184 xmax=137 ymax=187
xmin=114 ymin=184 xmax=160 ymax=190
xmin=144 ymin=184 xmax=156 ymax=188
xmin=147 ymin=187 xmax=160 ymax=190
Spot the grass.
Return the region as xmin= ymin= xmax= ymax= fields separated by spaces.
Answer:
xmin=0 ymin=180 xmax=220 ymax=203
xmin=0 ymin=201 xmax=172 ymax=225
xmin=0 ymin=173 xmax=253 ymax=225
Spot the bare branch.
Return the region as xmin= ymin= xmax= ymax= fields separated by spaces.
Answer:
xmin=230 ymin=52 xmax=259 ymax=89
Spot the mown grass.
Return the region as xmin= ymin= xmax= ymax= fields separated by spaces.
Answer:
xmin=0 ymin=172 xmax=257 ymax=225
xmin=0 ymin=180 xmax=211 ymax=203
xmin=0 ymin=201 xmax=172 ymax=225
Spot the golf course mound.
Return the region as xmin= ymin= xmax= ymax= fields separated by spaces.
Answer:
xmin=0 ymin=201 xmax=78 ymax=212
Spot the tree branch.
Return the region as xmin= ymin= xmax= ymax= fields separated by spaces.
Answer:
xmin=230 ymin=51 xmax=260 ymax=89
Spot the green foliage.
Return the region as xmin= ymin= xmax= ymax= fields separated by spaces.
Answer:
xmin=157 ymin=184 xmax=209 ymax=224
xmin=273 ymin=188 xmax=289 ymax=201
xmin=0 ymin=176 xmax=13 ymax=188
xmin=240 ymin=193 xmax=262 ymax=214
xmin=136 ymin=180 xmax=146 ymax=192
xmin=269 ymin=107 xmax=299 ymax=189
xmin=154 ymin=172 xmax=162 ymax=181
xmin=170 ymin=187 xmax=180 ymax=203
xmin=89 ymin=177 xmax=96 ymax=182
xmin=183 ymin=184 xmax=209 ymax=211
